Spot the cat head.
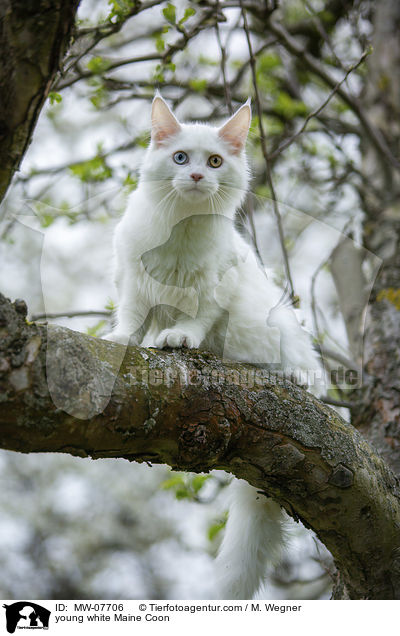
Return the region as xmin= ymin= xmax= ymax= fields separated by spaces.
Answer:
xmin=141 ymin=95 xmax=251 ymax=218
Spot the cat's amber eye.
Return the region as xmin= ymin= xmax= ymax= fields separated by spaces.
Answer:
xmin=173 ymin=151 xmax=188 ymax=164
xmin=208 ymin=154 xmax=223 ymax=168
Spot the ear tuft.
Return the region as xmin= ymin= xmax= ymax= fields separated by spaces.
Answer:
xmin=151 ymin=95 xmax=181 ymax=146
xmin=218 ymin=102 xmax=251 ymax=154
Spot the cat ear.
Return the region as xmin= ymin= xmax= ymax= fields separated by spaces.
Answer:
xmin=218 ymin=100 xmax=251 ymax=154
xmin=151 ymin=94 xmax=181 ymax=146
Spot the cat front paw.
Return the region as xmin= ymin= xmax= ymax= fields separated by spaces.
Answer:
xmin=155 ymin=328 xmax=201 ymax=349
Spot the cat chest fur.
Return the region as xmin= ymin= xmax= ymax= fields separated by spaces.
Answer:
xmin=140 ymin=213 xmax=232 ymax=291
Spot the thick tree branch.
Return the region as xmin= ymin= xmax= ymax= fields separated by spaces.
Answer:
xmin=0 ymin=0 xmax=80 ymax=203
xmin=0 ymin=294 xmax=399 ymax=599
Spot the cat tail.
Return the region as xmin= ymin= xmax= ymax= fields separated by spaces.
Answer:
xmin=216 ymin=479 xmax=286 ymax=599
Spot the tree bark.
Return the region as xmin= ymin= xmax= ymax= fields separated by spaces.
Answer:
xmin=0 ymin=0 xmax=80 ymax=203
xmin=351 ymin=0 xmax=400 ymax=478
xmin=1 ymin=293 xmax=400 ymax=599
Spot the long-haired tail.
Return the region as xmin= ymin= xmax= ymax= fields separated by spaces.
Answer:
xmin=216 ymin=479 xmax=287 ymax=599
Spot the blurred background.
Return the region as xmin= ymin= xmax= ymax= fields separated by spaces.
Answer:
xmin=0 ymin=0 xmax=388 ymax=598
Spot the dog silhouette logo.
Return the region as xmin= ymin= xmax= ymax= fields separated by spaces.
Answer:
xmin=3 ymin=602 xmax=50 ymax=633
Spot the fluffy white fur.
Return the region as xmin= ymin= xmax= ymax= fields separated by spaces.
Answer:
xmin=105 ymin=95 xmax=320 ymax=599
xmin=217 ymin=480 xmax=287 ymax=599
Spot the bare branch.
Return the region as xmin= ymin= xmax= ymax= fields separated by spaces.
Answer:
xmin=31 ymin=310 xmax=111 ymax=321
xmin=240 ymin=1 xmax=296 ymax=303
xmin=269 ymin=48 xmax=371 ymax=160
xmin=215 ymin=0 xmax=233 ymax=115
xmin=320 ymin=396 xmax=354 ymax=409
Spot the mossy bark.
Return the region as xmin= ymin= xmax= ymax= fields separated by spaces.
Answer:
xmin=1 ymin=294 xmax=400 ymax=599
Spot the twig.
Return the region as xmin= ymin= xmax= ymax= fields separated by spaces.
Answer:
xmin=231 ymin=38 xmax=278 ymax=88
xmin=16 ymin=140 xmax=138 ymax=182
xmin=320 ymin=396 xmax=355 ymax=410
xmin=310 ymin=257 xmax=328 ymax=373
xmin=267 ymin=19 xmax=400 ymax=172
xmin=74 ymin=0 xmax=163 ymax=37
xmin=268 ymin=48 xmax=371 ymax=160
xmin=62 ymin=1 xmax=165 ymax=78
xmin=215 ymin=0 xmax=233 ymax=115
xmin=304 ymin=0 xmax=346 ymax=71
xmin=56 ymin=6 xmax=218 ymax=92
xmin=56 ymin=52 xmax=162 ymax=90
xmin=31 ymin=310 xmax=111 ymax=321
xmin=239 ymin=0 xmax=296 ymax=302
xmin=315 ymin=345 xmax=356 ymax=371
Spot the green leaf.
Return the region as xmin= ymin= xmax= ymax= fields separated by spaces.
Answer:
xmin=123 ymin=173 xmax=138 ymax=191
xmin=317 ymin=9 xmax=335 ymax=25
xmin=107 ymin=0 xmax=134 ymax=22
xmin=178 ymin=7 xmax=196 ymax=25
xmin=191 ymin=474 xmax=210 ymax=494
xmin=86 ymin=320 xmax=107 ymax=337
xmin=161 ymin=475 xmax=185 ymax=490
xmin=257 ymin=52 xmax=281 ymax=72
xmin=175 ymin=488 xmax=190 ymax=500
xmin=208 ymin=516 xmax=227 ymax=542
xmin=105 ymin=299 xmax=116 ymax=312
xmin=40 ymin=213 xmax=55 ymax=228
xmin=155 ymin=34 xmax=165 ymax=52
xmin=198 ymin=54 xmax=218 ymax=66
xmin=48 ymin=92 xmax=62 ymax=105
xmin=87 ymin=56 xmax=111 ymax=75
xmin=153 ymin=64 xmax=165 ymax=83
xmin=327 ymin=152 xmax=339 ymax=168
xmin=69 ymin=155 xmax=113 ymax=183
xmin=135 ymin=132 xmax=150 ymax=148
xmin=89 ymin=86 xmax=107 ymax=109
xmin=274 ymin=92 xmax=308 ymax=119
xmin=189 ymin=78 xmax=207 ymax=93
xmin=265 ymin=116 xmax=284 ymax=135
xmin=162 ymin=3 xmax=176 ymax=25
xmin=32 ymin=199 xmax=57 ymax=227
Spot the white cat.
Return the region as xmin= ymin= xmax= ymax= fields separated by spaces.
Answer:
xmin=105 ymin=94 xmax=320 ymax=599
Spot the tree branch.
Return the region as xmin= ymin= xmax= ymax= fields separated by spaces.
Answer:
xmin=0 ymin=293 xmax=399 ymax=599
xmin=266 ymin=18 xmax=400 ymax=172
xmin=55 ymin=5 xmax=219 ymax=92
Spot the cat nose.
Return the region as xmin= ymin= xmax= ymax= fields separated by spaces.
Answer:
xmin=190 ymin=173 xmax=204 ymax=182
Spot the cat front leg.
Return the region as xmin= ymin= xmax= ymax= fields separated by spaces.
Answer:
xmin=155 ymin=293 xmax=222 ymax=350
xmin=104 ymin=280 xmax=151 ymax=346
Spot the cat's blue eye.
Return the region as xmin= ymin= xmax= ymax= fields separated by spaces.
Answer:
xmin=173 ymin=151 xmax=188 ymax=165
